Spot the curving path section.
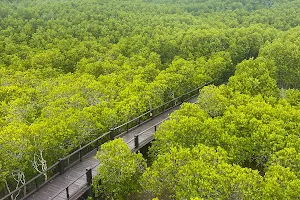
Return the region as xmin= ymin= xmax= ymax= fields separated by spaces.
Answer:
xmin=24 ymin=96 xmax=198 ymax=200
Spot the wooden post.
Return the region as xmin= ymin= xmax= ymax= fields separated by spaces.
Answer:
xmin=86 ymin=168 xmax=92 ymax=186
xmin=66 ymin=187 xmax=70 ymax=199
xmin=96 ymin=139 xmax=100 ymax=151
xmin=127 ymin=122 xmax=129 ymax=133
xmin=134 ymin=135 xmax=139 ymax=149
xmin=58 ymin=158 xmax=65 ymax=175
xmin=109 ymin=128 xmax=114 ymax=140
xmin=79 ymin=149 xmax=83 ymax=162
xmin=35 ymin=179 xmax=39 ymax=189
xmin=24 ymin=185 xmax=26 ymax=197
xmin=137 ymin=117 xmax=141 ymax=125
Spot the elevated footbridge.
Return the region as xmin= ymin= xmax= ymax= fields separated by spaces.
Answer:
xmin=0 ymin=82 xmax=210 ymax=200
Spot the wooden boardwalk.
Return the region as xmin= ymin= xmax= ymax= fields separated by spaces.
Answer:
xmin=25 ymin=96 xmax=198 ymax=200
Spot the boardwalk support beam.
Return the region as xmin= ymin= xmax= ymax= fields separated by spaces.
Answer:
xmin=109 ymin=128 xmax=114 ymax=140
xmin=96 ymin=139 xmax=100 ymax=151
xmin=134 ymin=135 xmax=139 ymax=149
xmin=86 ymin=168 xmax=94 ymax=198
xmin=24 ymin=185 xmax=27 ymax=197
xmin=58 ymin=158 xmax=65 ymax=175
xmin=79 ymin=149 xmax=83 ymax=162
xmin=86 ymin=168 xmax=92 ymax=186
xmin=137 ymin=117 xmax=141 ymax=125
xmin=34 ymin=179 xmax=38 ymax=189
xmin=66 ymin=187 xmax=70 ymax=199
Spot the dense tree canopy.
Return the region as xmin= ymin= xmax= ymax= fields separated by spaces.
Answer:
xmin=2 ymin=0 xmax=300 ymax=199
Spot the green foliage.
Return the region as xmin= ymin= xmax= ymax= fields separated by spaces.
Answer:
xmin=93 ymin=139 xmax=146 ymax=199
xmin=228 ymin=58 xmax=279 ymax=97
xmin=152 ymin=89 xmax=300 ymax=167
xmin=2 ymin=0 xmax=300 ymax=198
xmin=146 ymin=83 xmax=300 ymax=199
xmin=262 ymin=165 xmax=300 ymax=199
xmin=265 ymin=148 xmax=300 ymax=177
xmin=260 ymin=27 xmax=300 ymax=88
xmin=142 ymin=145 xmax=262 ymax=199
xmin=198 ymin=85 xmax=230 ymax=117
xmin=281 ymin=89 xmax=300 ymax=107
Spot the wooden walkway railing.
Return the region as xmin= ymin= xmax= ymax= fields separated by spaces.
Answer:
xmin=48 ymin=119 xmax=168 ymax=200
xmin=128 ymin=119 xmax=165 ymax=152
xmin=49 ymin=166 xmax=97 ymax=200
xmin=0 ymin=82 xmax=211 ymax=200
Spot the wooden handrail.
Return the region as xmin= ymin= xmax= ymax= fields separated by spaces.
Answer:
xmin=0 ymin=81 xmax=212 ymax=200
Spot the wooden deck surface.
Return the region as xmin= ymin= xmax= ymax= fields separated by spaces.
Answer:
xmin=25 ymin=96 xmax=198 ymax=200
